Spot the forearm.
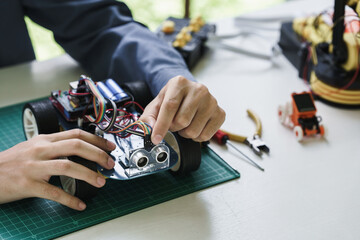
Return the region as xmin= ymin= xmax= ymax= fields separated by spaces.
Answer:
xmin=22 ymin=0 xmax=195 ymax=96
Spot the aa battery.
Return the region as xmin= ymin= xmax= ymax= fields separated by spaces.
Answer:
xmin=105 ymin=79 xmax=128 ymax=101
xmin=97 ymin=82 xmax=117 ymax=100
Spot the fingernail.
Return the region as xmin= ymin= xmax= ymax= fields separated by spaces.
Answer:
xmin=79 ymin=202 xmax=86 ymax=210
xmin=108 ymin=157 xmax=115 ymax=168
xmin=97 ymin=177 xmax=106 ymax=187
xmin=153 ymin=134 xmax=163 ymax=144
xmin=106 ymin=140 xmax=116 ymax=150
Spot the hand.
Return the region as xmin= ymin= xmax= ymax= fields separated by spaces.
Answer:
xmin=140 ymin=76 xmax=226 ymax=144
xmin=0 ymin=129 xmax=115 ymax=211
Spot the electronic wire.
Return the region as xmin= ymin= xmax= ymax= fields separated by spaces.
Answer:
xmin=79 ymin=75 xmax=151 ymax=137
xmin=82 ymin=76 xmax=106 ymax=123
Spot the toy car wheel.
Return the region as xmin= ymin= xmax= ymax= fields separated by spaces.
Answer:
xmin=166 ymin=132 xmax=201 ymax=175
xmin=278 ymin=105 xmax=286 ymax=124
xmin=22 ymin=99 xmax=59 ymax=140
xmin=293 ymin=126 xmax=304 ymax=141
xmin=319 ymin=125 xmax=325 ymax=136
xmin=59 ymin=156 xmax=99 ymax=200
xmin=23 ymin=99 xmax=60 ymax=186
xmin=121 ymin=81 xmax=153 ymax=108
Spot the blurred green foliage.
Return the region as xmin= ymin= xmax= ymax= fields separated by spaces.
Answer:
xmin=26 ymin=0 xmax=283 ymax=61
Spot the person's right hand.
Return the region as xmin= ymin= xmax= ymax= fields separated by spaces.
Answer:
xmin=0 ymin=129 xmax=115 ymax=211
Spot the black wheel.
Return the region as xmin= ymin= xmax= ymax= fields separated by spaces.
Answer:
xmin=121 ymin=81 xmax=153 ymax=108
xmin=166 ymin=132 xmax=201 ymax=175
xmin=23 ymin=99 xmax=60 ymax=186
xmin=60 ymin=156 xmax=99 ymax=200
xmin=22 ymin=99 xmax=59 ymax=140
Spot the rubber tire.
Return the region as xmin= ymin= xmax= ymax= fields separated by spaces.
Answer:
xmin=23 ymin=99 xmax=60 ymax=186
xmin=22 ymin=99 xmax=59 ymax=139
xmin=170 ymin=132 xmax=202 ymax=175
xmin=60 ymin=156 xmax=99 ymax=201
xmin=121 ymin=81 xmax=154 ymax=108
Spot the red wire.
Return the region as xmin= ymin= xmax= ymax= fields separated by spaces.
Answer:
xmin=123 ymin=101 xmax=144 ymax=112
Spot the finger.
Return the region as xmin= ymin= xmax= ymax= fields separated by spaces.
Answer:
xmin=169 ymin=91 xmax=200 ymax=133
xmin=176 ymin=96 xmax=217 ymax=139
xmin=170 ymin=83 xmax=210 ymax=132
xmin=38 ymin=160 xmax=106 ymax=188
xmin=191 ymin=107 xmax=226 ymax=142
xmin=139 ymin=97 xmax=161 ymax=128
xmin=45 ymin=139 xmax=114 ymax=170
xmin=33 ymin=182 xmax=87 ymax=211
xmin=177 ymin=108 xmax=212 ymax=139
xmin=44 ymin=129 xmax=116 ymax=152
xmin=151 ymin=88 xmax=185 ymax=144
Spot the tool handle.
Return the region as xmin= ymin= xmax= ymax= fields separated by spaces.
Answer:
xmin=247 ymin=109 xmax=262 ymax=137
xmin=221 ymin=129 xmax=247 ymax=143
xmin=213 ymin=130 xmax=229 ymax=145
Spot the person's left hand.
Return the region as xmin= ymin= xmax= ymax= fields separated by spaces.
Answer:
xmin=140 ymin=75 xmax=226 ymax=144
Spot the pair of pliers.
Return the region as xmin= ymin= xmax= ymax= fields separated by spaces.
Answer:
xmin=222 ymin=109 xmax=270 ymax=156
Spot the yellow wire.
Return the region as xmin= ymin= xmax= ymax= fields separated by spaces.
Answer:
xmin=310 ymin=76 xmax=360 ymax=105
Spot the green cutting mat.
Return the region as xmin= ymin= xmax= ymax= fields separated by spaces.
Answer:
xmin=0 ymin=102 xmax=240 ymax=240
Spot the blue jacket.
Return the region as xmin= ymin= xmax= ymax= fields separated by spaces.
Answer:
xmin=0 ymin=0 xmax=195 ymax=96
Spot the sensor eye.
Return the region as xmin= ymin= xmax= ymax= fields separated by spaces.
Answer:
xmin=152 ymin=145 xmax=169 ymax=163
xmin=137 ymin=157 xmax=148 ymax=168
xmin=156 ymin=151 xmax=168 ymax=163
xmin=131 ymin=150 xmax=149 ymax=169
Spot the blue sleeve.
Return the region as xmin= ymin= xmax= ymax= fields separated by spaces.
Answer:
xmin=21 ymin=0 xmax=196 ymax=96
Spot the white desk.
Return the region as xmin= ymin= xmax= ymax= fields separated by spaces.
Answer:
xmin=1 ymin=0 xmax=360 ymax=239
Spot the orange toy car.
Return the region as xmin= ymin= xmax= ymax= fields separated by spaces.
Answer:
xmin=278 ymin=92 xmax=325 ymax=141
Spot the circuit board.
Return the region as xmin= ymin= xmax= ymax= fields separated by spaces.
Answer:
xmin=0 ymin=101 xmax=240 ymax=240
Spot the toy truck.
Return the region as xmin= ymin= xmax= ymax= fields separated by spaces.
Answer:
xmin=22 ymin=75 xmax=201 ymax=200
xmin=278 ymin=92 xmax=325 ymax=141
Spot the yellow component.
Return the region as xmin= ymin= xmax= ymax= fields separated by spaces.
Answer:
xmin=171 ymin=16 xmax=206 ymax=48
xmin=341 ymin=33 xmax=360 ymax=71
xmin=184 ymin=33 xmax=192 ymax=42
xmin=293 ymin=16 xmax=332 ymax=45
xmin=172 ymin=40 xmax=180 ymax=48
xmin=310 ymin=72 xmax=360 ymax=105
xmin=292 ymin=4 xmax=360 ymax=106
xmin=162 ymin=20 xmax=175 ymax=34
xmin=190 ymin=17 xmax=198 ymax=26
xmin=175 ymin=32 xmax=184 ymax=40
xmin=190 ymin=16 xmax=205 ymax=27
xmin=190 ymin=24 xmax=201 ymax=32
xmin=69 ymin=100 xmax=78 ymax=109
xmin=189 ymin=16 xmax=205 ymax=33
xmin=172 ymin=39 xmax=186 ymax=48
xmin=180 ymin=26 xmax=190 ymax=33
xmin=348 ymin=0 xmax=359 ymax=6
xmin=293 ymin=13 xmax=360 ymax=72
xmin=173 ymin=27 xmax=192 ymax=48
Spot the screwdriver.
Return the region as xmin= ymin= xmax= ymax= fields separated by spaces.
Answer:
xmin=212 ymin=130 xmax=264 ymax=172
